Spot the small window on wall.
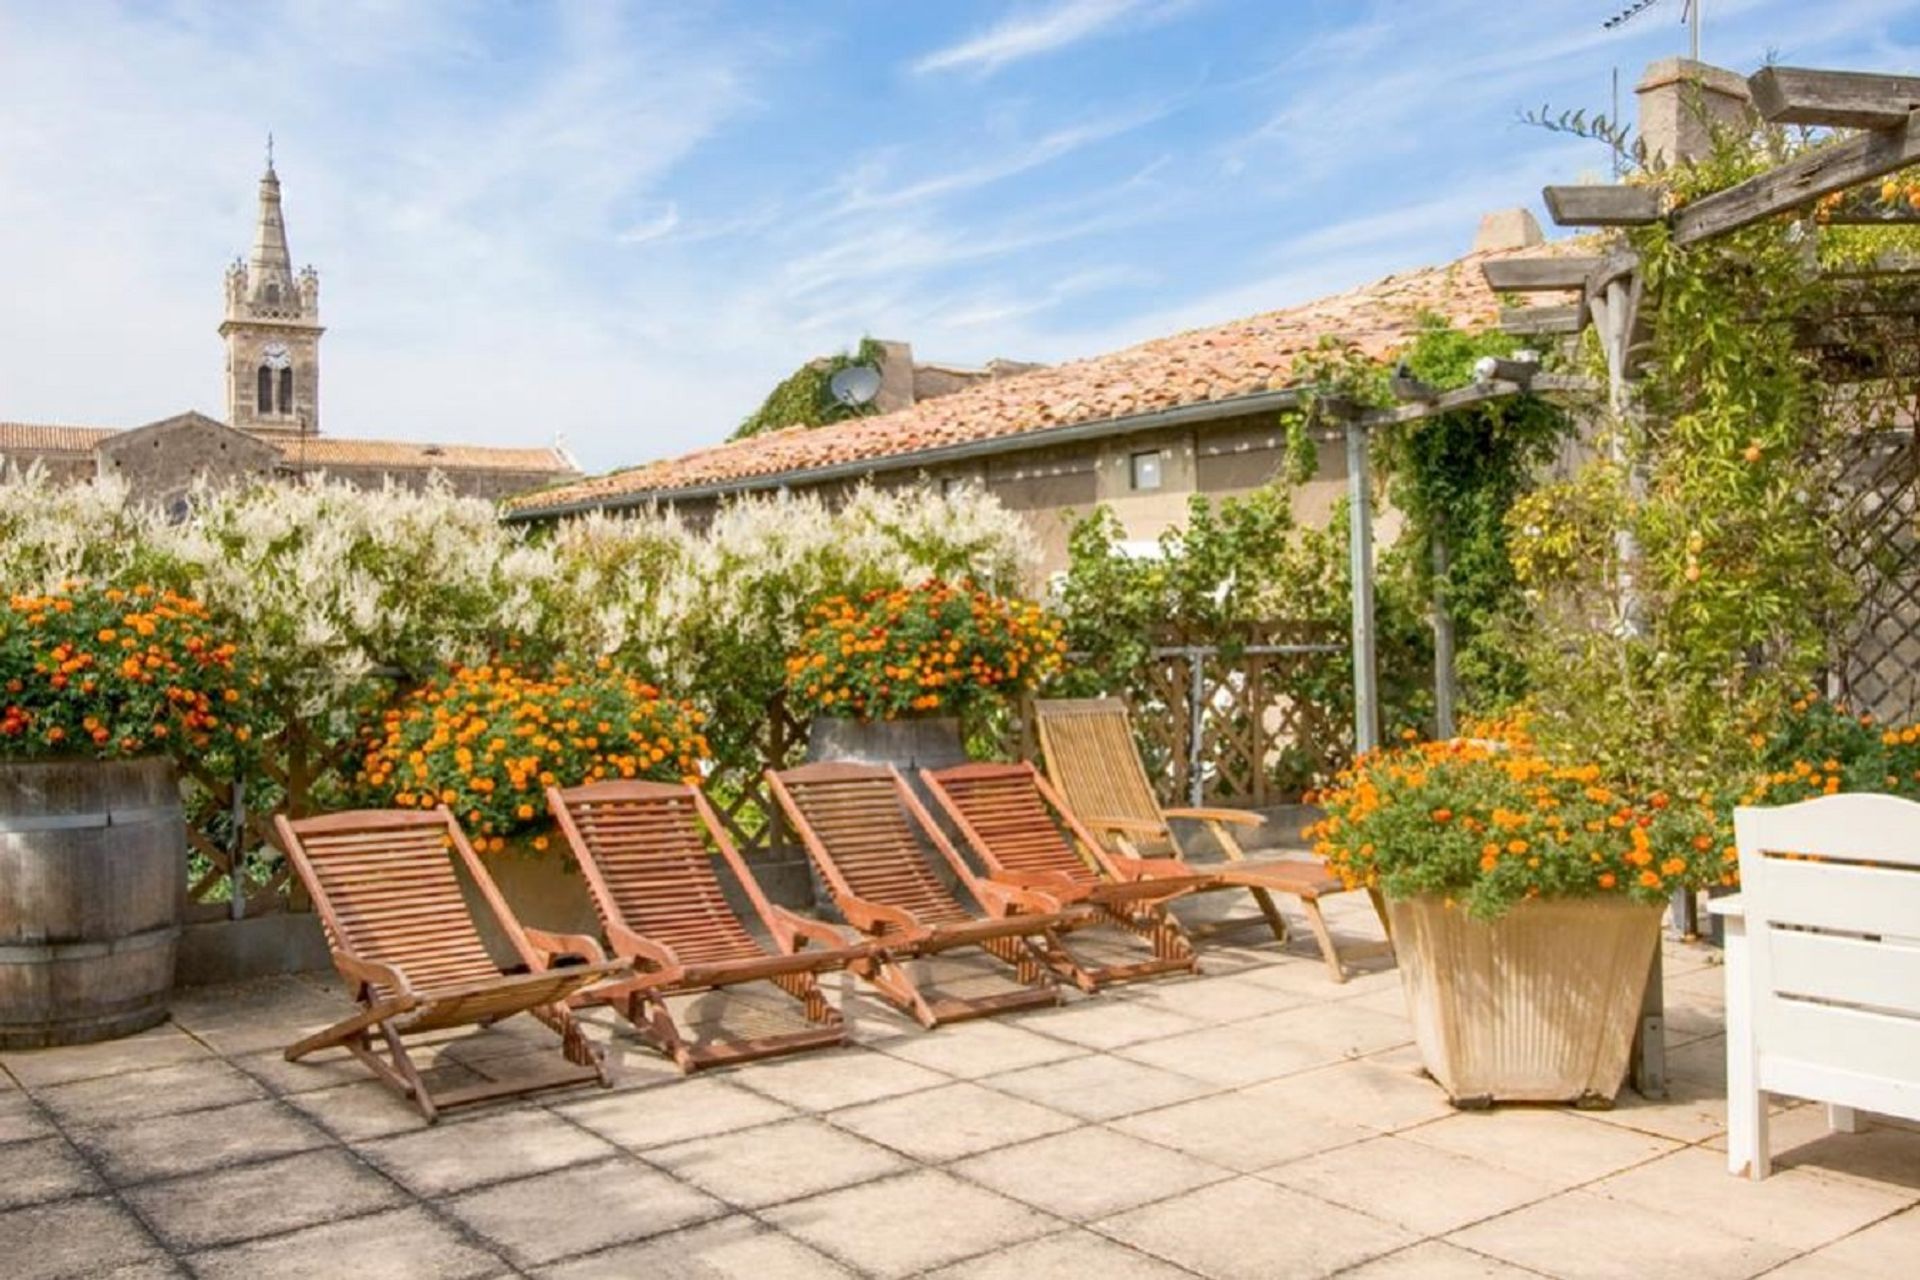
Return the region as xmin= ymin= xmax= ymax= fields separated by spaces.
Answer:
xmin=1129 ymin=449 xmax=1163 ymax=491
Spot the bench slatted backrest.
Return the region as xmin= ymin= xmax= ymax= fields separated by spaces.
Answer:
xmin=926 ymin=762 xmax=1100 ymax=889
xmin=1735 ymin=793 xmax=1920 ymax=1090
xmin=550 ymin=780 xmax=763 ymax=966
xmin=1033 ymin=698 xmax=1167 ymax=850
xmin=774 ymin=763 xmax=972 ymax=925
xmin=282 ymin=808 xmax=505 ymax=998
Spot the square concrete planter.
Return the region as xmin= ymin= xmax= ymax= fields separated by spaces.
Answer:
xmin=1388 ymin=895 xmax=1663 ymax=1106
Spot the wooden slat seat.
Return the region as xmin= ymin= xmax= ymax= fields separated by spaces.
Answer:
xmin=547 ymin=779 xmax=872 ymax=1071
xmin=925 ymin=761 xmax=1202 ymax=986
xmin=277 ymin=806 xmax=630 ymax=1121
xmin=1034 ymin=698 xmax=1391 ymax=982
xmin=767 ymin=761 xmax=1078 ymax=1025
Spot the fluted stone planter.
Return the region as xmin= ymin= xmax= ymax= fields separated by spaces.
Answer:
xmin=1389 ymin=895 xmax=1663 ymax=1107
xmin=803 ymin=715 xmax=969 ymax=774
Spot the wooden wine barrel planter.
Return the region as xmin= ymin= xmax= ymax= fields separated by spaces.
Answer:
xmin=0 ymin=758 xmax=183 ymax=1049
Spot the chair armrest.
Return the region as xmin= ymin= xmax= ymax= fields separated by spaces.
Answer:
xmin=1110 ymin=853 xmax=1199 ymax=881
xmin=606 ymin=923 xmax=687 ymax=983
xmin=838 ymin=894 xmax=930 ymax=943
xmin=523 ymin=927 xmax=608 ymax=970
xmin=333 ymin=951 xmax=414 ymax=1003
xmin=1706 ymin=894 xmax=1745 ymax=919
xmin=973 ymin=878 xmax=1064 ymax=917
xmin=1164 ymin=807 xmax=1266 ymax=828
xmin=988 ymin=868 xmax=1079 ymax=893
xmin=1087 ymin=814 xmax=1168 ymax=837
xmin=768 ymin=905 xmax=855 ymax=953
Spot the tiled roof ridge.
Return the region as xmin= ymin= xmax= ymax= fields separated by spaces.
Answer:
xmin=0 ymin=419 xmax=574 ymax=474
xmin=510 ymin=239 xmax=1583 ymax=514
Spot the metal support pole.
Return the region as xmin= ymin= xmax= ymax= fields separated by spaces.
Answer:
xmin=1346 ymin=419 xmax=1380 ymax=755
xmin=1186 ymin=646 xmax=1207 ymax=807
xmin=1431 ymin=529 xmax=1458 ymax=740
xmin=227 ymin=777 xmax=247 ymax=922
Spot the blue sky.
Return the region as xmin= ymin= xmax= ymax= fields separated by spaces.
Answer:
xmin=4 ymin=1 xmax=1920 ymax=472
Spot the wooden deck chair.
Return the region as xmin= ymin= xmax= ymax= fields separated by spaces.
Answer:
xmin=276 ymin=807 xmax=630 ymax=1122
xmin=1033 ymin=697 xmax=1389 ymax=981
xmin=766 ymin=761 xmax=1079 ymax=1024
xmin=546 ymin=780 xmax=874 ymax=1072
xmin=923 ymin=761 xmax=1203 ymax=986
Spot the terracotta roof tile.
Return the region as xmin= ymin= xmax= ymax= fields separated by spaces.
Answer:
xmin=511 ymin=243 xmax=1569 ymax=515
xmin=0 ymin=420 xmax=575 ymax=475
xmin=0 ymin=422 xmax=116 ymax=455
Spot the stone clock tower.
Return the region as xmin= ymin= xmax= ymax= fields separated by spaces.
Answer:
xmin=220 ymin=152 xmax=323 ymax=436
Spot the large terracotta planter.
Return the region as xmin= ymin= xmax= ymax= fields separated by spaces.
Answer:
xmin=1388 ymin=895 xmax=1662 ymax=1106
xmin=0 ymin=758 xmax=183 ymax=1048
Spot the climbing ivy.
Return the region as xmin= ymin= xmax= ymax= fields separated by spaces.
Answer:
xmin=732 ymin=337 xmax=889 ymax=441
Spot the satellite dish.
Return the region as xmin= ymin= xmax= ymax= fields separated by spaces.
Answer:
xmin=829 ymin=364 xmax=882 ymax=409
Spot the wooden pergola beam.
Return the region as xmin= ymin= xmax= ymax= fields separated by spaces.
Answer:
xmin=1481 ymin=257 xmax=1605 ymax=291
xmin=1543 ymin=185 xmax=1661 ymax=228
xmin=1822 ymin=202 xmax=1920 ymax=225
xmin=1749 ymin=66 xmax=1920 ymax=130
xmin=1674 ymin=111 xmax=1920 ymax=245
xmin=1500 ymin=304 xmax=1583 ymax=336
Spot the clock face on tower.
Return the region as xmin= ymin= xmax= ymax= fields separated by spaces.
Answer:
xmin=261 ymin=342 xmax=292 ymax=370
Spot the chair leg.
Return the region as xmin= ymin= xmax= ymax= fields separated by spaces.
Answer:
xmin=1367 ymin=887 xmax=1392 ymax=939
xmin=618 ymin=990 xmax=700 ymax=1074
xmin=1299 ymin=897 xmax=1348 ymax=983
xmin=1100 ymin=902 xmax=1199 ymax=972
xmin=851 ymin=953 xmax=940 ymax=1029
xmin=374 ymin=1022 xmax=438 ymax=1123
xmin=1828 ymin=1104 xmax=1862 ymax=1134
xmin=979 ymin=934 xmax=1061 ymax=993
xmin=285 ymin=999 xmax=406 ymax=1062
xmin=1249 ymin=886 xmax=1290 ymax=944
xmin=770 ymin=969 xmax=844 ymax=1028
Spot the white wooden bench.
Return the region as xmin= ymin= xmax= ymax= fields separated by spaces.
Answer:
xmin=1712 ymin=793 xmax=1920 ymax=1180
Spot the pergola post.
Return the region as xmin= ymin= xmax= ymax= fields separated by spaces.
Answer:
xmin=1431 ymin=529 xmax=1458 ymax=739
xmin=1345 ymin=417 xmax=1380 ymax=755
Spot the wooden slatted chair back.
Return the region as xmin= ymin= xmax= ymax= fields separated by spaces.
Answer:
xmin=770 ymin=763 xmax=973 ymax=925
xmin=1033 ymin=698 xmax=1167 ymax=846
xmin=1734 ymin=793 xmax=1920 ymax=1097
xmin=924 ymin=762 xmax=1102 ymax=888
xmin=548 ymin=780 xmax=770 ymax=967
xmin=280 ymin=807 xmax=525 ymax=997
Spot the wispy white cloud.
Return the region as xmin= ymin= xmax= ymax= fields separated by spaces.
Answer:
xmin=912 ymin=0 xmax=1145 ymax=76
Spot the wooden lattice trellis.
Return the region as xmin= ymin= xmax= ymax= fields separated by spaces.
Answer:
xmin=1829 ymin=427 xmax=1920 ymax=722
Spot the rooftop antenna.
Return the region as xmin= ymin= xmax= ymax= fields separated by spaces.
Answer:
xmin=828 ymin=363 xmax=882 ymax=412
xmin=266 ymin=131 xmax=275 ymax=172
xmin=1603 ymin=0 xmax=1700 ymax=62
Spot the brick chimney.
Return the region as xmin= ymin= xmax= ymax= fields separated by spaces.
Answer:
xmin=1472 ymin=208 xmax=1545 ymax=254
xmin=1636 ymin=58 xmax=1754 ymax=167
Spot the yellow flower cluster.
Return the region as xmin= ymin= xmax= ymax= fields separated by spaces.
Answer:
xmin=357 ymin=660 xmax=707 ymax=849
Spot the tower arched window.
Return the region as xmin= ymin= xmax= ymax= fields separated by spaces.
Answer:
xmin=278 ymin=367 xmax=294 ymax=417
xmin=263 ymin=282 xmax=281 ymax=308
xmin=257 ymin=364 xmax=275 ymax=414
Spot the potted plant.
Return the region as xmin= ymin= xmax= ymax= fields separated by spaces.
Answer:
xmin=1306 ymin=720 xmax=1722 ymax=1106
xmin=0 ymin=582 xmax=254 ymax=1047
xmin=784 ymin=578 xmax=1065 ymax=772
xmin=352 ymin=659 xmax=708 ymax=948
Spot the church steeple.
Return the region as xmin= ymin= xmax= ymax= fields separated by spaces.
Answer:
xmin=221 ymin=145 xmax=324 ymax=436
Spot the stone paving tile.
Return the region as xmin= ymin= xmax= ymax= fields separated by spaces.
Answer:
xmin=0 ymin=1024 xmax=211 ymax=1089
xmin=1665 ymin=1032 xmax=1729 ymax=1087
xmin=70 ymin=1097 xmax=330 ymax=1186
xmin=33 ymin=1058 xmax=269 ymax=1127
xmin=284 ymin=1073 xmax=483 ymax=1142
xmin=951 ymin=1124 xmax=1229 ymax=1221
xmin=0 ymin=1088 xmax=55 ymax=1146
xmin=1448 ymin=1187 xmax=1795 ymax=1279
xmin=443 ymin=1158 xmax=723 ymax=1268
xmin=1402 ymin=1108 xmax=1682 ymax=1189
xmin=125 ymin=1147 xmax=405 ymax=1251
xmin=0 ymin=1135 xmax=102 ymax=1209
xmin=167 ymin=979 xmax=358 ymax=1057
xmin=722 ymin=1045 xmax=948 ymax=1112
xmin=875 ymin=1017 xmax=1085 ymax=1079
xmin=1745 ymin=1105 xmax=1920 ymax=1189
xmin=980 ymin=1051 xmax=1215 ymax=1122
xmin=922 ymin=1227 xmax=1198 ymax=1278
xmin=1007 ymin=992 xmax=1206 ymax=1050
xmin=1126 ymin=970 xmax=1320 ymax=1024
xmin=1261 ymin=1134 xmax=1557 ymax=1236
xmin=1242 ymin=1055 xmax=1458 ymax=1135
xmin=1764 ymin=1204 xmax=1920 ymax=1279
xmin=185 ymin=1204 xmax=506 ymax=1280
xmin=762 ymin=1168 xmax=1057 ymax=1279
xmin=1337 ymin=1240 xmax=1546 ymax=1278
xmin=646 ymin=1117 xmax=909 ymax=1210
xmin=1590 ymin=1145 xmax=1917 ymax=1252
xmin=361 ymin=1107 xmax=616 ymax=1197
xmin=829 ymin=1079 xmax=1077 ymax=1162
xmin=556 ymin=1076 xmax=793 ymax=1149
xmin=231 ymin=1045 xmax=390 ymax=1096
xmin=1571 ymin=1076 xmax=1750 ymax=1145
xmin=0 ymin=1195 xmax=169 ymax=1280
xmin=1117 ymin=1001 xmax=1410 ymax=1088
xmin=534 ymin=1212 xmax=856 ymax=1279
xmin=1110 ymin=1089 xmax=1374 ymax=1173
xmin=1095 ymin=1174 xmax=1416 ymax=1280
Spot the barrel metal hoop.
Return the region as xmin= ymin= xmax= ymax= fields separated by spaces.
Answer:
xmin=0 ymin=923 xmax=181 ymax=964
xmin=0 ymin=803 xmax=184 ymax=834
